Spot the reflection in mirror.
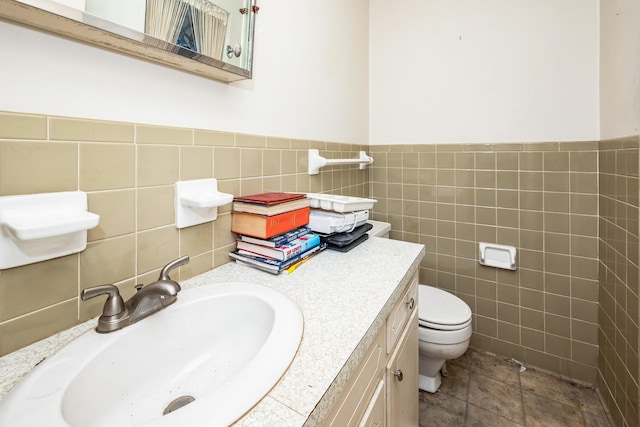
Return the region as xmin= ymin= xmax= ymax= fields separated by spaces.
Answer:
xmin=2 ymin=0 xmax=256 ymax=82
xmin=146 ymin=0 xmax=229 ymax=61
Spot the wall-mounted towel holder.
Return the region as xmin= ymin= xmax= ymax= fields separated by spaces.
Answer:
xmin=308 ymin=149 xmax=374 ymax=175
xmin=175 ymin=178 xmax=233 ymax=229
xmin=0 ymin=191 xmax=100 ymax=269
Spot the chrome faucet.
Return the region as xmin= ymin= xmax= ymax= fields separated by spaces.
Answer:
xmin=81 ymin=256 xmax=190 ymax=333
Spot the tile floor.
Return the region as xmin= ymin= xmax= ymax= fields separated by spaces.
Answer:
xmin=419 ymin=348 xmax=614 ymax=427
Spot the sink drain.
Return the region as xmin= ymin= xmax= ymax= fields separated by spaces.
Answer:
xmin=163 ymin=395 xmax=196 ymax=415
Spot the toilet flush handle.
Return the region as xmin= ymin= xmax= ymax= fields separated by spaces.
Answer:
xmin=393 ymin=370 xmax=404 ymax=381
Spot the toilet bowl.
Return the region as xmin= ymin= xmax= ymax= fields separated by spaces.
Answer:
xmin=417 ymin=284 xmax=472 ymax=392
xmin=367 ymin=220 xmax=473 ymax=393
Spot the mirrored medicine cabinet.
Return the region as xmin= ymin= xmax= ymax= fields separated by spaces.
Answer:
xmin=0 ymin=0 xmax=257 ymax=82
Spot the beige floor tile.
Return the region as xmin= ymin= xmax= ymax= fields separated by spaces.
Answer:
xmin=468 ymin=373 xmax=525 ymax=424
xmin=466 ymin=403 xmax=525 ymax=427
xmin=418 ymin=349 xmax=613 ymax=427
xmin=438 ymin=363 xmax=471 ymax=401
xmin=523 ymin=391 xmax=586 ymax=427
xmin=471 ymin=351 xmax=521 ymax=386
xmin=520 ymin=368 xmax=600 ymax=411
xmin=419 ymin=389 xmax=466 ymax=427
xmin=582 ymin=401 xmax=613 ymax=427
xmin=582 ymin=413 xmax=612 ymax=427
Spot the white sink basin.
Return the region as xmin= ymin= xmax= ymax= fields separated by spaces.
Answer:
xmin=0 ymin=282 xmax=303 ymax=427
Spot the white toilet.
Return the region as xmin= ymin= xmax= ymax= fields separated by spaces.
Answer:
xmin=367 ymin=220 xmax=473 ymax=393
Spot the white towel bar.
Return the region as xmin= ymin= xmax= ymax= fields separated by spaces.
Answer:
xmin=308 ymin=149 xmax=374 ymax=175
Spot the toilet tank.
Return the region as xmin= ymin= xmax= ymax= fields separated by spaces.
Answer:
xmin=367 ymin=220 xmax=391 ymax=238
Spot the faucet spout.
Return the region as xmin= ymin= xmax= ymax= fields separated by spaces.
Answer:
xmin=81 ymin=256 xmax=191 ymax=333
xmin=159 ymin=255 xmax=190 ymax=282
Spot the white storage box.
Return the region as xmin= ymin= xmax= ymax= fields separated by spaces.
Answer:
xmin=306 ymin=193 xmax=377 ymax=212
xmin=309 ymin=209 xmax=369 ymax=234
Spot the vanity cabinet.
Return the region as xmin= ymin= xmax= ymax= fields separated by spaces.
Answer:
xmin=0 ymin=236 xmax=426 ymax=427
xmin=322 ymin=273 xmax=418 ymax=427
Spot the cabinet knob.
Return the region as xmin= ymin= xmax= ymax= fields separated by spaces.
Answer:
xmin=406 ymin=297 xmax=415 ymax=310
xmin=393 ymin=369 xmax=404 ymax=381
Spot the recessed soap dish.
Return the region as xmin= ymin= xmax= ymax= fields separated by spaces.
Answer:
xmin=175 ymin=178 xmax=233 ymax=229
xmin=479 ymin=242 xmax=517 ymax=270
xmin=0 ymin=191 xmax=100 ymax=269
xmin=4 ymin=211 xmax=99 ymax=241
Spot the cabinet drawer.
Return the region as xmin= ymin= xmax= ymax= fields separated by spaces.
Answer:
xmin=386 ymin=272 xmax=418 ymax=352
xmin=322 ymin=326 xmax=386 ymax=427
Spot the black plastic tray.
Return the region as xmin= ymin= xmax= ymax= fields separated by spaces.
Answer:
xmin=321 ymin=223 xmax=373 ymax=247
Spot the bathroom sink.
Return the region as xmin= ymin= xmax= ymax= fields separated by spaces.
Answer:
xmin=0 ymin=282 xmax=303 ymax=427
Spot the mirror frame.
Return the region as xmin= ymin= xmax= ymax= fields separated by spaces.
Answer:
xmin=0 ymin=0 xmax=255 ymax=82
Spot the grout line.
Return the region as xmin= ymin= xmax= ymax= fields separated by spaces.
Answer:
xmin=518 ymin=362 xmax=527 ymax=426
xmin=133 ymin=125 xmax=139 ymax=281
xmin=462 ymin=354 xmax=472 ymax=426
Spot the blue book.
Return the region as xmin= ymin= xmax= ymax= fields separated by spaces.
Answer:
xmin=238 ymin=226 xmax=311 ymax=248
xmin=230 ymin=243 xmax=327 ymax=272
xmin=236 ymin=232 xmax=321 ymax=261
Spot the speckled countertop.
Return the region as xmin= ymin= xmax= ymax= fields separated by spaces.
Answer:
xmin=0 ymin=236 xmax=424 ymax=426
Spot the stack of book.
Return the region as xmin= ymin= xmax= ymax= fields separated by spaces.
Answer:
xmin=230 ymin=192 xmax=326 ymax=274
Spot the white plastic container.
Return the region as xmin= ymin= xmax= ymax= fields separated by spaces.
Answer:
xmin=308 ymin=210 xmax=369 ymax=234
xmin=306 ymin=193 xmax=377 ymax=212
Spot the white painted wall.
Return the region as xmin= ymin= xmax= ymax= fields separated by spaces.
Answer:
xmin=1 ymin=1 xmax=613 ymax=145
xmin=0 ymin=0 xmax=369 ymax=144
xmin=369 ymin=0 xmax=600 ymax=144
xmin=600 ymin=0 xmax=640 ymax=138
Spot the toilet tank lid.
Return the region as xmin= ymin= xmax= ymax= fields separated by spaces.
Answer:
xmin=418 ymin=285 xmax=472 ymax=326
xmin=366 ymin=220 xmax=390 ymax=237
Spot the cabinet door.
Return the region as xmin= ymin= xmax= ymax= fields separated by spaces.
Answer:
xmin=386 ymin=310 xmax=418 ymax=427
xmin=359 ymin=379 xmax=386 ymax=427
xmin=322 ymin=328 xmax=386 ymax=427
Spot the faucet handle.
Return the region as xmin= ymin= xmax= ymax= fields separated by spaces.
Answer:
xmin=158 ymin=256 xmax=190 ymax=281
xmin=81 ymin=284 xmax=125 ymax=317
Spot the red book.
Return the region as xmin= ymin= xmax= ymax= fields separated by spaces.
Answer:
xmin=231 ymin=207 xmax=311 ymax=239
xmin=233 ymin=198 xmax=310 ymax=216
xmin=233 ymin=192 xmax=307 ymax=206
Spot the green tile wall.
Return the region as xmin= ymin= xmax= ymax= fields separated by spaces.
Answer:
xmin=0 ymin=111 xmax=368 ymax=356
xmin=598 ymin=136 xmax=640 ymax=427
xmin=369 ymin=142 xmax=601 ymax=384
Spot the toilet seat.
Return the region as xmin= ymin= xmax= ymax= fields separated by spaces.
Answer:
xmin=418 ymin=285 xmax=472 ymax=331
xmin=418 ymin=323 xmax=472 ymax=345
xmin=419 ymin=317 xmax=472 ymax=331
